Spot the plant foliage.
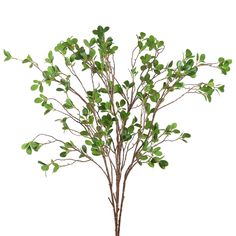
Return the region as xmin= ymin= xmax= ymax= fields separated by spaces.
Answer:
xmin=3 ymin=26 xmax=232 ymax=236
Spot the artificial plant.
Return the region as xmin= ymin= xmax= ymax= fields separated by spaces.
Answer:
xmin=3 ymin=26 xmax=231 ymax=236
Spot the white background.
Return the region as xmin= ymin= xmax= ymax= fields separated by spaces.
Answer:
xmin=0 ymin=0 xmax=235 ymax=235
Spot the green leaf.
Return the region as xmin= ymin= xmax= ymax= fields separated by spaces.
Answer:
xmin=30 ymin=142 xmax=41 ymax=151
xmin=177 ymin=60 xmax=183 ymax=70
xmin=153 ymin=147 xmax=162 ymax=156
xmin=151 ymin=157 xmax=159 ymax=164
xmin=150 ymin=92 xmax=160 ymax=102
xmin=138 ymin=41 xmax=143 ymax=49
xmin=182 ymin=133 xmax=191 ymax=138
xmin=38 ymin=161 xmax=47 ymax=166
xmin=88 ymin=116 xmax=94 ymax=124
xmin=53 ymin=163 xmax=60 ymax=173
xmin=157 ymin=40 xmax=164 ymax=48
xmin=132 ymin=116 xmax=138 ymax=124
xmin=120 ymin=99 xmax=126 ymax=107
xmin=60 ymin=152 xmax=67 ymax=157
xmin=121 ymin=132 xmax=132 ymax=141
xmin=218 ymin=57 xmax=224 ymax=63
xmin=44 ymin=109 xmax=51 ymax=115
xmin=89 ymin=48 xmax=96 ymax=58
xmin=39 ymin=84 xmax=44 ymax=92
xmin=82 ymin=145 xmax=87 ymax=153
xmin=85 ymin=140 xmax=93 ymax=146
xmin=22 ymin=54 xmax=33 ymax=64
xmin=95 ymin=61 xmax=102 ymax=71
xmin=90 ymin=38 xmax=96 ymax=46
xmin=41 ymin=164 xmax=49 ymax=171
xmin=63 ymin=98 xmax=74 ymax=109
xmin=173 ymin=129 xmax=180 ymax=134
xmin=21 ymin=142 xmax=29 ymax=150
xmin=186 ymin=66 xmax=198 ymax=77
xmin=105 ymin=102 xmax=112 ymax=110
xmin=200 ymin=54 xmax=205 ymax=62
xmin=104 ymin=26 xmax=110 ymax=32
xmin=140 ymin=32 xmax=146 ymax=39
xmin=80 ymin=130 xmax=89 ymax=136
xmin=120 ymin=111 xmax=130 ymax=121
xmin=217 ymin=85 xmax=225 ymax=93
xmin=114 ymin=84 xmax=123 ymax=94
xmin=148 ymin=162 xmax=155 ymax=168
xmin=64 ymin=142 xmax=73 ymax=148
xmin=34 ymin=97 xmax=43 ymax=103
xmin=31 ymin=84 xmax=38 ymax=91
xmin=159 ymin=160 xmax=168 ymax=169
xmin=139 ymin=155 xmax=148 ymax=161
xmin=185 ymin=49 xmax=192 ymax=58
xmin=56 ymin=88 xmax=64 ymax=92
xmin=92 ymin=148 xmax=102 ymax=156
xmin=82 ymin=107 xmax=88 ymax=116
xmin=83 ymin=39 xmax=90 ymax=47
xmin=174 ymin=81 xmax=184 ymax=89
xmin=3 ymin=49 xmax=12 ymax=61
xmin=110 ymin=46 xmax=118 ymax=54
xmin=141 ymin=54 xmax=151 ymax=64
xmin=101 ymin=114 xmax=113 ymax=128
xmin=45 ymin=51 xmax=54 ymax=63
xmin=208 ymin=79 xmax=214 ymax=87
xmin=26 ymin=146 xmax=32 ymax=155
xmin=144 ymin=103 xmax=151 ymax=114
xmin=171 ymin=123 xmax=177 ymax=129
